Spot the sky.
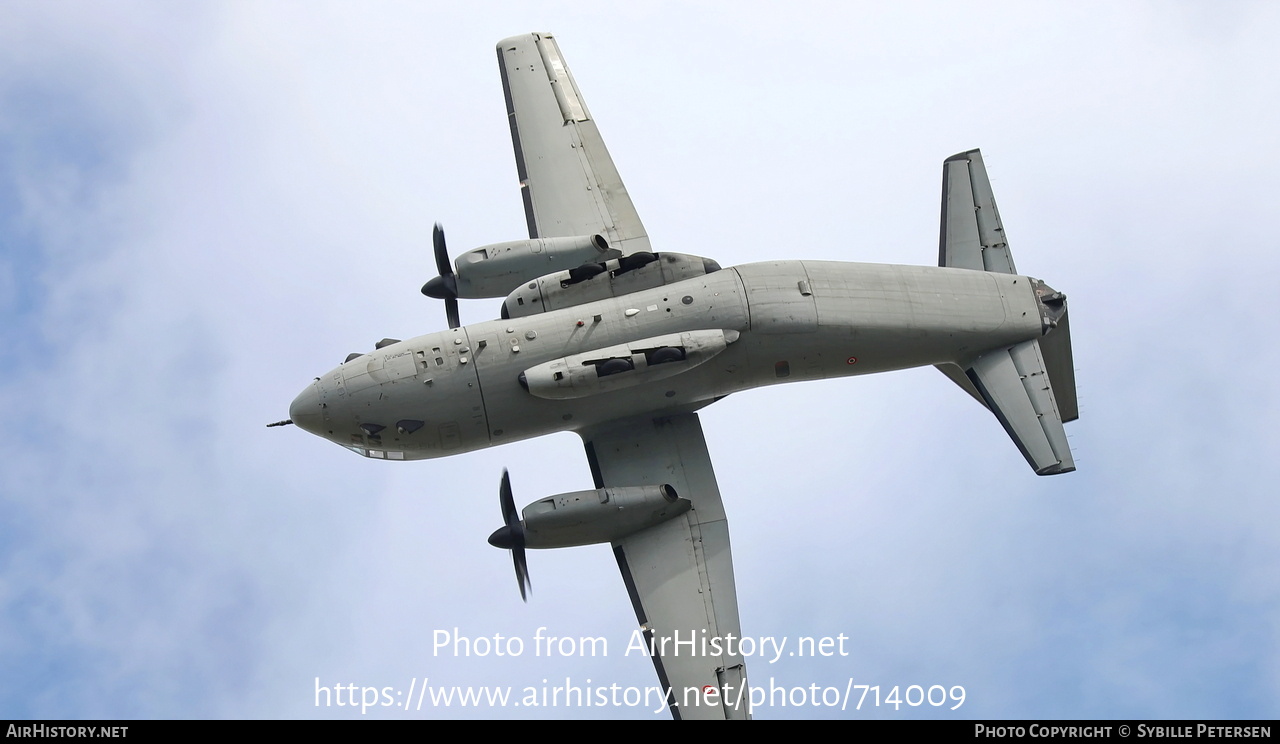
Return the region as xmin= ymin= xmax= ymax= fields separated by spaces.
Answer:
xmin=2 ymin=0 xmax=1278 ymax=720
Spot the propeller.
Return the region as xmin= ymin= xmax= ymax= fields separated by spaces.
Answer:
xmin=486 ymin=469 xmax=531 ymax=601
xmin=421 ymin=222 xmax=461 ymax=329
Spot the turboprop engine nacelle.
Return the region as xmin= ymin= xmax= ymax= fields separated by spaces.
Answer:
xmin=455 ymin=234 xmax=619 ymax=299
xmin=515 ymin=485 xmax=690 ymax=549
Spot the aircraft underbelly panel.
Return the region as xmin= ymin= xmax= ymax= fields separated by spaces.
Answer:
xmin=322 ymin=333 xmax=491 ymax=459
xmin=469 ymin=270 xmax=750 ymax=441
xmin=734 ymin=262 xmax=818 ymax=334
xmin=805 ymin=262 xmax=1008 ymax=334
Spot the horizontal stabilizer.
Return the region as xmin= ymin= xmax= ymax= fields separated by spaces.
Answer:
xmin=966 ymin=339 xmax=1075 ymax=475
xmin=940 ymin=149 xmax=1016 ymax=273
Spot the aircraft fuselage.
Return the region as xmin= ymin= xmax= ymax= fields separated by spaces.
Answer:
xmin=289 ymin=259 xmax=1044 ymax=460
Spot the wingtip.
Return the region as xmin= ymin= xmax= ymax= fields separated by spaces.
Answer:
xmin=944 ymin=148 xmax=982 ymax=163
xmin=497 ymin=32 xmax=550 ymax=50
xmin=1035 ymin=463 xmax=1077 ymax=476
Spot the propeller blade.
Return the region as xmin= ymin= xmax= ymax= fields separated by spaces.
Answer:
xmin=445 ymin=297 xmax=460 ymax=330
xmin=423 ymin=222 xmax=462 ymax=328
xmin=432 ymin=222 xmax=453 ymax=279
xmin=514 ymin=544 xmax=530 ymax=602
xmin=500 ymin=469 xmax=517 ymax=525
xmin=493 ymin=469 xmax=531 ymax=602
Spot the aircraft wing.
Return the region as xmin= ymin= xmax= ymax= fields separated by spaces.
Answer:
xmin=497 ymin=33 xmax=652 ymax=254
xmin=581 ymin=412 xmax=750 ymax=720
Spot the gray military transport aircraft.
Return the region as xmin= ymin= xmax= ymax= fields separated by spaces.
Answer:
xmin=277 ymin=32 xmax=1078 ymax=719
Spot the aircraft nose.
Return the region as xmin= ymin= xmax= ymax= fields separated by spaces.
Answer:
xmin=289 ymin=381 xmax=325 ymax=436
